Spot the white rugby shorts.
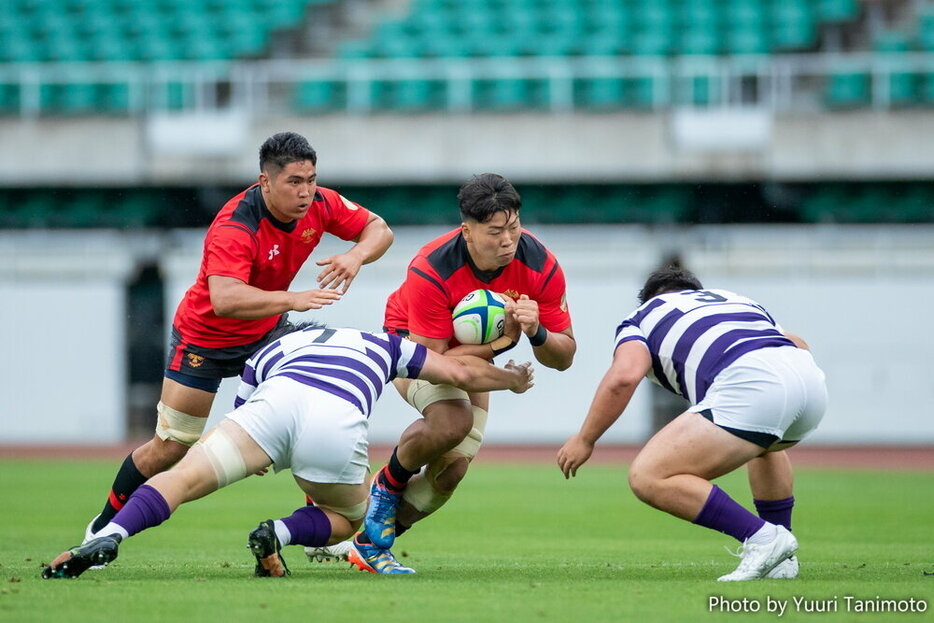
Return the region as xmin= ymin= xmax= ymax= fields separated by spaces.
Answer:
xmin=688 ymin=346 xmax=827 ymax=445
xmin=226 ymin=376 xmax=369 ymax=484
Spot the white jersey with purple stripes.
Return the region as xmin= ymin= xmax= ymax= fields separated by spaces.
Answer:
xmin=615 ymin=289 xmax=795 ymax=404
xmin=235 ymin=326 xmax=427 ymax=417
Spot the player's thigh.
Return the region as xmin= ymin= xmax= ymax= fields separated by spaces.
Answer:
xmin=401 ymin=378 xmax=474 ymax=436
xmin=160 ymin=377 xmax=216 ymax=419
xmin=633 ymin=411 xmax=764 ymax=482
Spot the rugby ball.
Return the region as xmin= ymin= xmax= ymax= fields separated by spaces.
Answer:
xmin=452 ymin=289 xmax=507 ymax=345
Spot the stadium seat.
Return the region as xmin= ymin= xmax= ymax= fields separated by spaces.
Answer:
xmin=825 ymin=66 xmax=870 ymax=108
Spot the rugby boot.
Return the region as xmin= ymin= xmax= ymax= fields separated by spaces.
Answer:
xmin=248 ymin=520 xmax=290 ymax=577
xmin=363 ymin=467 xmax=402 ymax=549
xmin=348 ymin=540 xmax=415 ymax=574
xmin=42 ymin=534 xmax=121 ymax=579
xmin=305 ymin=540 xmax=352 ymax=563
xmin=718 ymin=525 xmax=798 ymax=581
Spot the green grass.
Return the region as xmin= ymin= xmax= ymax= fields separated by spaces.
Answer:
xmin=1 ymin=460 xmax=932 ymax=622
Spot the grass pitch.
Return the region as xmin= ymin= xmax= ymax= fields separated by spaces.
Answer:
xmin=1 ymin=458 xmax=932 ymax=623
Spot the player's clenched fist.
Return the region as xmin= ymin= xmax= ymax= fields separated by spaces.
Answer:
xmin=513 ymin=294 xmax=541 ymax=335
xmin=290 ymin=288 xmax=342 ymax=311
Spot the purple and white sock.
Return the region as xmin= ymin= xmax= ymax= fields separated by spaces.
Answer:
xmin=100 ymin=484 xmax=172 ymax=540
xmin=276 ymin=506 xmax=331 ymax=547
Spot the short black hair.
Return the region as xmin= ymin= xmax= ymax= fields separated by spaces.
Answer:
xmin=457 ymin=173 xmax=521 ymax=224
xmin=259 ymin=132 xmax=317 ymax=174
xmin=638 ymin=267 xmax=704 ymax=304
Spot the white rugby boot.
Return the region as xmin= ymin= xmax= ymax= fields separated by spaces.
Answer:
xmin=718 ymin=525 xmax=798 ymax=582
xmin=765 ymin=555 xmax=799 ymax=579
xmin=305 ymin=539 xmax=352 ymax=563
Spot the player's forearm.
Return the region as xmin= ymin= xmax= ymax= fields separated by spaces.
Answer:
xmin=211 ymin=282 xmax=294 ymax=319
xmin=449 ymin=355 xmax=521 ymax=392
xmin=530 ymin=330 xmax=575 ymax=371
xmin=350 ymin=216 xmax=394 ymax=264
xmin=577 ymin=379 xmax=637 ymax=444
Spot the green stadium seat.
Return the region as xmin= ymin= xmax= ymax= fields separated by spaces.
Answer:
xmin=680 ymin=29 xmax=720 ymax=55
xmin=576 ymin=77 xmax=625 ymax=110
xmin=293 ymin=80 xmax=341 ymax=111
xmin=817 ymin=0 xmax=859 ymax=23
xmin=726 ymin=27 xmax=769 ymax=54
xmin=0 ymin=84 xmax=20 ymax=114
xmin=825 ymin=68 xmax=870 ymax=108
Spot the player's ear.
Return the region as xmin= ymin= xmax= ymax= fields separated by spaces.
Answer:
xmin=258 ymin=170 xmax=271 ymax=192
xmin=460 ymin=222 xmax=471 ymax=242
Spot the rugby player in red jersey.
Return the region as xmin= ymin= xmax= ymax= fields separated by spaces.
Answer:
xmin=334 ymin=173 xmax=576 ymax=573
xmin=83 ymin=132 xmax=393 ymax=542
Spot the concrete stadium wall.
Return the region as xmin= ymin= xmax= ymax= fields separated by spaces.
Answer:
xmin=3 ymin=225 xmax=924 ymax=446
xmin=1 ymin=110 xmax=934 ymax=186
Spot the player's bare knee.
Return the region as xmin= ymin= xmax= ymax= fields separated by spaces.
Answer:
xmin=627 ymin=466 xmax=660 ymax=504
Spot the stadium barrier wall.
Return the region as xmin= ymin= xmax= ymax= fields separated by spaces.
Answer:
xmin=2 ymin=225 xmax=932 ymax=444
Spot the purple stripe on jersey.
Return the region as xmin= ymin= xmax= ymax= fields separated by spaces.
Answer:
xmin=252 ymin=339 xmax=282 ymax=367
xmin=404 ymin=342 xmax=427 ymax=379
xmin=615 ymin=298 xmax=666 ymax=336
xmin=278 ymin=372 xmax=368 ymax=415
xmin=233 ymin=396 xmax=245 ymax=408
xmin=641 ymin=308 xmax=688 ymax=395
xmin=670 ymin=312 xmax=772 ymax=399
xmin=365 ymin=348 xmax=391 ymax=379
xmin=241 ymin=364 xmax=257 ymax=388
xmin=259 ymin=351 xmax=284 ymax=384
xmin=283 ymin=364 xmax=381 ymax=414
xmin=694 ymin=337 xmax=796 ymax=402
xmin=362 ymin=332 xmax=394 ymax=354
xmin=286 ymin=353 xmax=385 ymax=389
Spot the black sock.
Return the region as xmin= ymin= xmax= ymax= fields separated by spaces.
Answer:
xmin=395 ymin=522 xmax=410 ymax=538
xmin=92 ymin=453 xmax=147 ymax=532
xmin=379 ymin=447 xmax=419 ymax=493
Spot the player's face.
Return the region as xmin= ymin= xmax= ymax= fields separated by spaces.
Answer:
xmin=462 ymin=210 xmax=521 ymax=271
xmin=260 ymin=160 xmax=317 ymax=223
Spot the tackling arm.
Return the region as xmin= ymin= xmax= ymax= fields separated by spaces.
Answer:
xmin=557 ymin=340 xmax=651 ymax=478
xmin=417 ymin=351 xmax=534 ymax=394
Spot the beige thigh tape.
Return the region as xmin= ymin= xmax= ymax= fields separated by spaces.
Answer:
xmin=197 ymin=427 xmax=247 ymax=488
xmin=155 ymin=401 xmax=207 ymax=447
xmin=405 ymin=380 xmax=469 ymax=414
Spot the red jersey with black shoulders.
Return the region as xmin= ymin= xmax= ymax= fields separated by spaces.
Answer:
xmin=384 ymin=228 xmax=572 ymax=343
xmin=173 ymin=184 xmax=371 ymax=348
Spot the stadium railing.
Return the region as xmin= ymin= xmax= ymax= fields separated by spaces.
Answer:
xmin=2 ymin=52 xmax=934 ymax=117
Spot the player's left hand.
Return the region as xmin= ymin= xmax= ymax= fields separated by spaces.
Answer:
xmin=556 ymin=434 xmax=594 ymax=479
xmin=316 ymin=252 xmax=364 ymax=292
xmin=513 ymin=294 xmax=540 ymax=336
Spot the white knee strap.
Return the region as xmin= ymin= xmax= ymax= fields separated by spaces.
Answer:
xmin=197 ymin=427 xmax=247 ymax=488
xmin=155 ymin=401 xmax=207 ymax=447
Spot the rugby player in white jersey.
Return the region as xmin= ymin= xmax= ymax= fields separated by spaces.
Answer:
xmin=557 ymin=267 xmax=827 ymax=581
xmin=42 ymin=324 xmax=533 ymax=579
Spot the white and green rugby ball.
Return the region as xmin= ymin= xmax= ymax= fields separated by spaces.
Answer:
xmin=452 ymin=289 xmax=507 ymax=345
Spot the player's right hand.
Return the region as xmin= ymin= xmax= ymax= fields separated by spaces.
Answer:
xmin=557 ymin=434 xmax=594 ymax=479
xmin=290 ymin=288 xmax=342 ymax=311
xmin=504 ymin=359 xmax=534 ymax=393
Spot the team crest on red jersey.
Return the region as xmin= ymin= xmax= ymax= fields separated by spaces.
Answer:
xmin=300 ymin=228 xmax=317 ymax=244
xmin=503 ymin=288 xmax=520 ymax=300
xmin=187 ymin=354 xmax=205 ymax=368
